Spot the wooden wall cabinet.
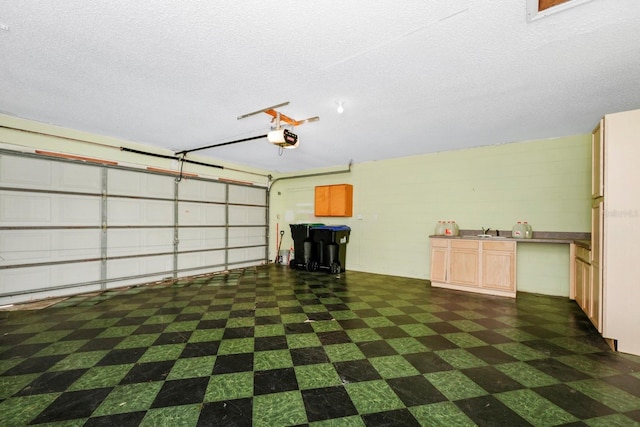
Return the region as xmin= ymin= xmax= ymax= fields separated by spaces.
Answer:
xmin=430 ymin=237 xmax=516 ymax=298
xmin=315 ymin=184 xmax=353 ymax=217
xmin=586 ymin=108 xmax=640 ymax=355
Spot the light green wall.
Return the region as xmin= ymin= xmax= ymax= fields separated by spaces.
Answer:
xmin=270 ymin=134 xmax=592 ymax=296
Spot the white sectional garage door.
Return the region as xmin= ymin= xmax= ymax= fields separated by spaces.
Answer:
xmin=0 ymin=151 xmax=268 ymax=305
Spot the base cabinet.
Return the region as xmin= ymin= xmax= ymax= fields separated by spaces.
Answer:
xmin=430 ymin=238 xmax=516 ymax=298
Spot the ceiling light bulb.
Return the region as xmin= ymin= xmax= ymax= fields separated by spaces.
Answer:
xmin=337 ymin=101 xmax=344 ymax=114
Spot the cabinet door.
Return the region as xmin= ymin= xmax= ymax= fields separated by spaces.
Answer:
xmin=329 ymin=184 xmax=353 ymax=216
xmin=592 ymin=120 xmax=604 ymax=198
xmin=575 ymin=258 xmax=586 ymax=311
xmin=450 ymin=249 xmax=479 ymax=286
xmin=482 ymin=251 xmax=515 ymax=291
xmin=314 ymin=186 xmax=331 ymax=216
xmin=590 ymin=263 xmax=601 ymax=332
xmin=430 ymin=247 xmax=448 ymax=283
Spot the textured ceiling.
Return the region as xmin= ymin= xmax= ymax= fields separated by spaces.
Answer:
xmin=1 ymin=0 xmax=640 ymax=173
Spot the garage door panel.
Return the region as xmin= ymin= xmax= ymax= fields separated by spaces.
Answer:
xmin=228 ymin=206 xmax=266 ymax=226
xmin=179 ymin=179 xmax=226 ymax=202
xmin=228 ymin=185 xmax=266 ymax=205
xmin=0 ymin=229 xmax=100 ymax=265
xmin=108 ymin=199 xmax=173 ymax=226
xmin=106 ymin=274 xmax=169 ymax=290
xmin=0 ymin=191 xmax=100 ymax=226
xmin=178 ymin=202 xmax=226 ymax=226
xmin=58 ymin=162 xmax=101 ymax=192
xmin=0 ymin=262 xmax=101 ymax=294
xmin=0 ymin=155 xmax=101 ymax=192
xmin=107 ymin=255 xmax=173 ymax=280
xmin=108 ymin=169 xmax=174 ymax=198
xmin=178 ymin=228 xmax=226 ymax=251
xmin=228 ymin=247 xmax=264 ymax=263
xmin=108 ymin=228 xmax=173 ymax=257
xmin=228 ymin=227 xmax=266 ymax=247
xmin=178 ymin=250 xmax=225 ymax=270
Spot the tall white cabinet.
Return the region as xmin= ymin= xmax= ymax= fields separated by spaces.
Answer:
xmin=592 ymin=108 xmax=640 ymax=356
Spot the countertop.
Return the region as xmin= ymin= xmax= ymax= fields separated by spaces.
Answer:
xmin=429 ymin=230 xmax=591 ymax=248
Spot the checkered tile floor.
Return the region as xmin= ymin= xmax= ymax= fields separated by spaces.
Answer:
xmin=2 ymin=265 xmax=640 ymax=426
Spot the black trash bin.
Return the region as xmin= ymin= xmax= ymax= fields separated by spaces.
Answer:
xmin=289 ymin=223 xmax=323 ymax=271
xmin=311 ymin=225 xmax=351 ymax=273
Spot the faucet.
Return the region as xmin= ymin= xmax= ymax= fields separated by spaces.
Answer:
xmin=482 ymin=227 xmax=491 ymax=235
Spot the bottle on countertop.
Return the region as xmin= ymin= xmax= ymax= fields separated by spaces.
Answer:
xmin=512 ymin=221 xmax=525 ymax=239
xmin=434 ymin=221 xmax=445 ymax=235
xmin=524 ymin=222 xmax=533 ymax=239
xmin=444 ymin=221 xmax=459 ymax=236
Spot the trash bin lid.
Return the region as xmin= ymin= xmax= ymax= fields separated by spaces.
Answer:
xmin=312 ymin=225 xmax=351 ymax=231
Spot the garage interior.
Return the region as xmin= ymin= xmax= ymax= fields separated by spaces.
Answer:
xmin=2 ymin=1 xmax=640 ymax=426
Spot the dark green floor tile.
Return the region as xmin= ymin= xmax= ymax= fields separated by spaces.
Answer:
xmin=68 ymin=365 xmax=132 ymax=390
xmin=35 ymin=340 xmax=89 ymax=357
xmin=0 ymin=393 xmax=62 ymax=426
xmin=96 ymin=325 xmax=138 ymax=338
xmin=188 ymin=328 xmax=224 ymax=342
xmin=138 ymin=344 xmax=185 ymax=363
xmin=253 ymin=390 xmax=307 ymax=427
xmin=494 ymin=342 xmax=549 ymax=361
xmin=0 ymin=373 xmax=39 ymax=398
xmin=410 ymin=401 xmax=477 ymax=427
xmin=410 ymin=312 xmax=450 ymax=323
xmin=434 ymin=348 xmax=488 ymax=370
xmin=495 ymin=362 xmax=560 ymax=388
xmin=24 ymin=330 xmax=72 ymax=344
xmin=92 ymin=382 xmax=162 ymax=416
xmin=51 ymin=350 xmax=110 ymax=371
xmin=496 ymin=388 xmax=578 ymax=426
xmin=309 ymin=414 xmax=365 ymax=426
xmin=295 ymin=363 xmax=342 ymax=389
xmin=585 ymin=413 xmax=640 ymax=427
xmin=442 ymin=332 xmax=488 ymax=348
xmin=495 ymin=327 xmax=539 ymax=342
xmin=448 ymin=319 xmax=487 ymax=333
xmin=363 ymin=316 xmax=396 ymax=328
xmin=167 ymin=355 xmax=216 ymax=380
xmin=254 ymin=349 xmax=293 ymax=371
xmin=570 ymin=379 xmax=640 ymax=412
xmin=204 ymin=371 xmax=253 ymax=402
xmin=139 ymin=403 xmax=201 ymax=427
xmin=345 ymin=328 xmax=382 ymax=343
xmin=287 ymin=333 xmax=322 ymax=349
xmin=556 ymin=354 xmax=622 ymax=378
xmin=369 ymin=355 xmax=420 ymax=378
xmin=345 ymin=379 xmax=405 ymax=414
xmin=425 ymin=370 xmax=489 ymax=401
xmin=116 ymin=333 xmax=160 ymax=349
xmin=217 ymin=338 xmax=254 ymax=355
xmin=325 ymin=343 xmax=366 ymax=363
xmin=312 ymin=320 xmax=344 ymax=333
xmin=399 ymin=323 xmax=437 ymax=337
xmin=387 ymin=337 xmax=429 ymax=354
